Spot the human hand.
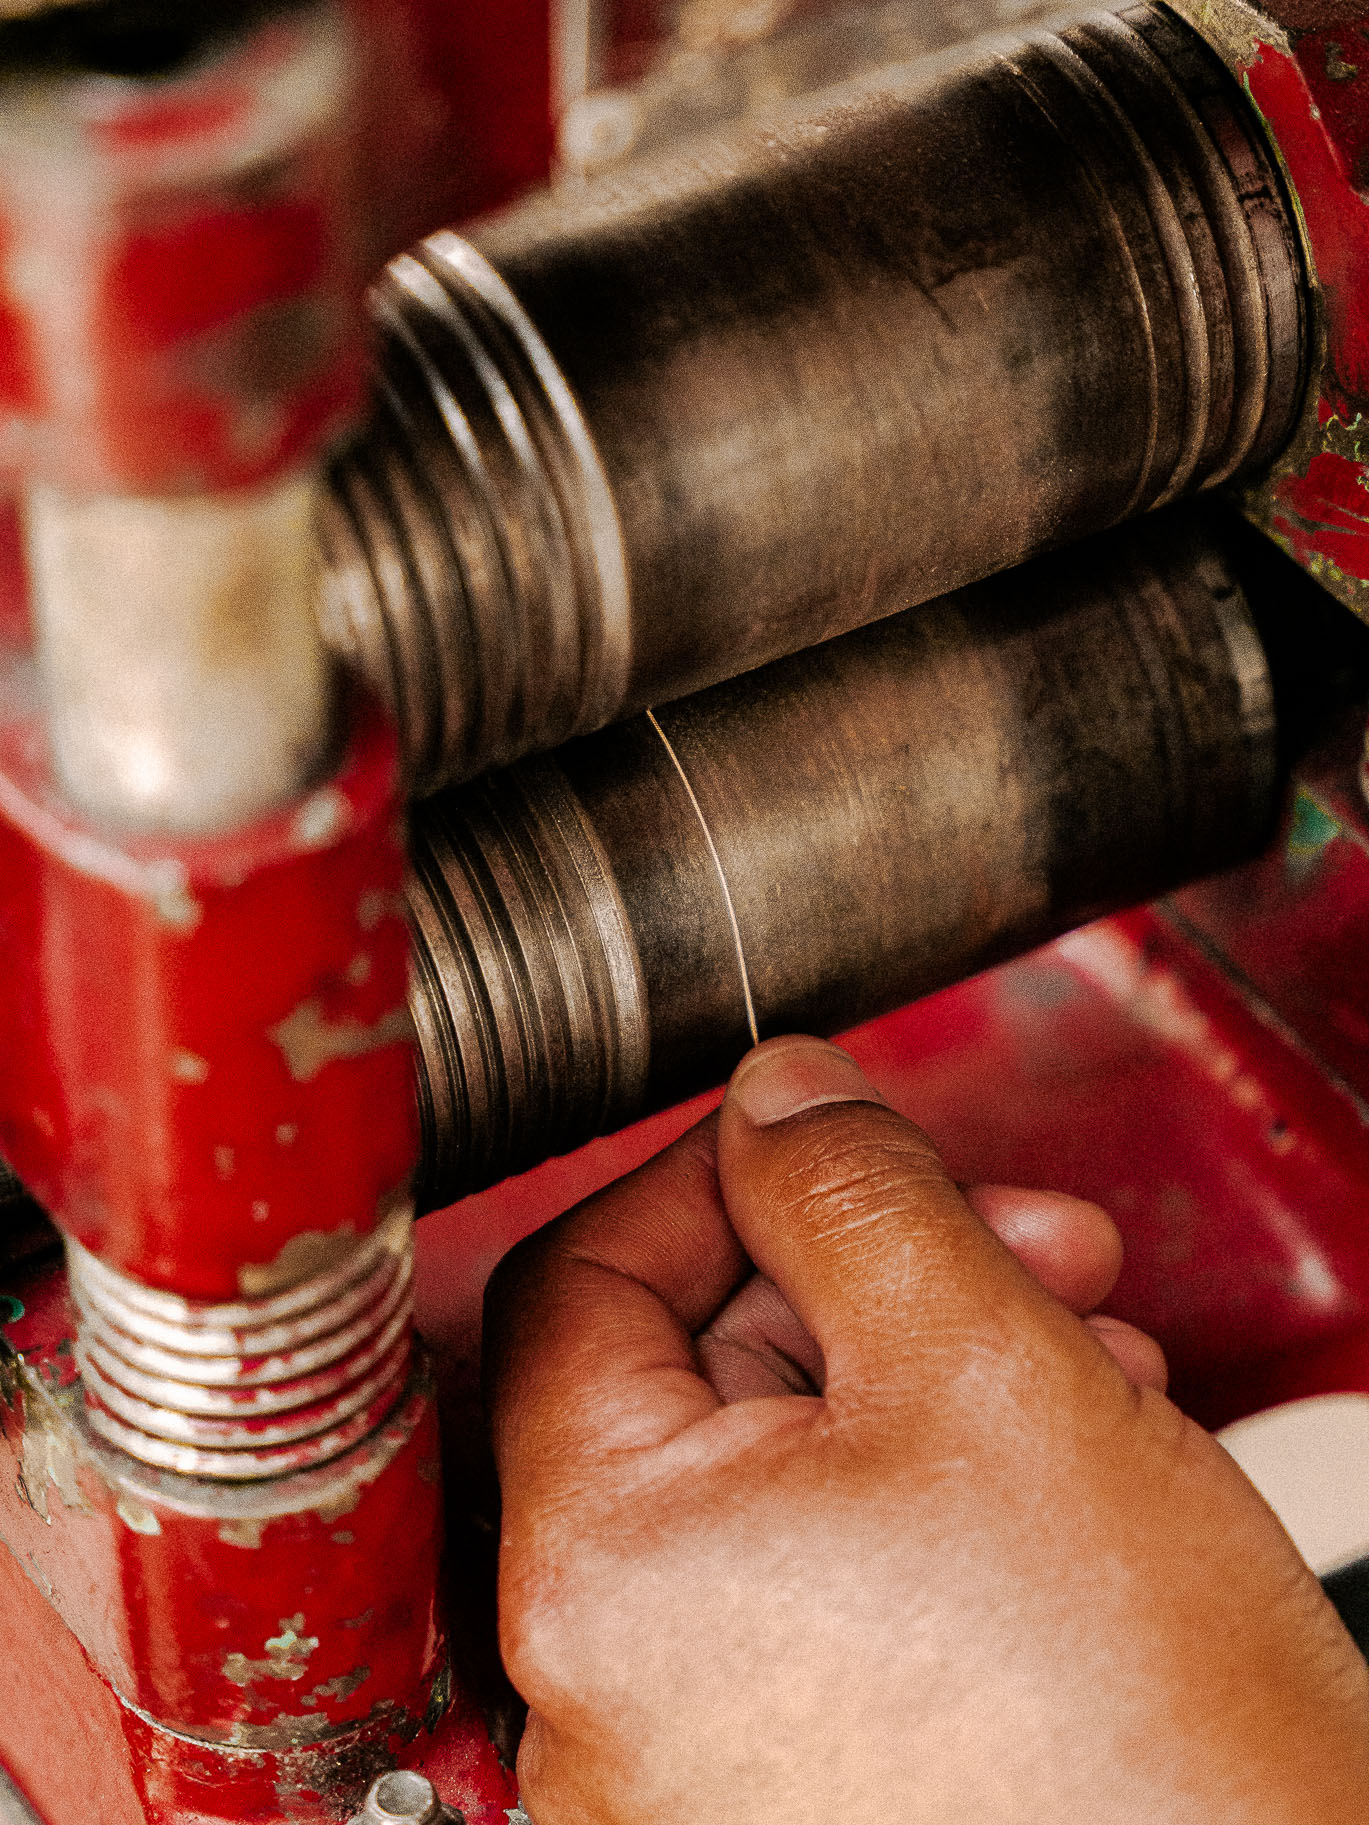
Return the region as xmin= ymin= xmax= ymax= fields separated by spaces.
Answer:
xmin=485 ymin=1036 xmax=1369 ymax=1824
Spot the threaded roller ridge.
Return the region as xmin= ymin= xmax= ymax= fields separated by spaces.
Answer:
xmin=407 ymin=757 xmax=649 ymax=1206
xmin=1011 ymin=4 xmax=1305 ymax=506
xmin=321 ymin=239 xmax=633 ymax=797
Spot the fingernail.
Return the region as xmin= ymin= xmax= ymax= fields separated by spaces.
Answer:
xmin=728 ymin=1037 xmax=886 ymax=1128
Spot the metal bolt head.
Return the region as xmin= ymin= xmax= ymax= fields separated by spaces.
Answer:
xmin=350 ymin=1770 xmax=450 ymax=1825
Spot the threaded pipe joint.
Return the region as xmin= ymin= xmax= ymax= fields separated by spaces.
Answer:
xmin=70 ymin=1209 xmax=414 ymax=1480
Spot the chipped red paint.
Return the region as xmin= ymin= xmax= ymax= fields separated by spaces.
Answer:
xmin=0 ymin=1309 xmax=442 ymax=1738
xmin=0 ymin=3 xmax=548 ymax=1815
xmin=7 ymin=779 xmax=1369 ymax=1811
xmin=8 ymin=3 xmax=1369 ymax=1818
xmin=0 ymin=5 xmax=368 ymax=496
xmin=0 ymin=1257 xmax=514 ymax=1824
xmin=0 ymin=687 xmax=416 ymax=1301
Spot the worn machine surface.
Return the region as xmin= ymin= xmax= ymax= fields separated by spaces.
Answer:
xmin=3 ymin=1 xmax=1369 ymax=1820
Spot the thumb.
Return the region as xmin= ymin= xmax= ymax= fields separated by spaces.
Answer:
xmin=716 ymin=1036 xmax=1087 ymax=1394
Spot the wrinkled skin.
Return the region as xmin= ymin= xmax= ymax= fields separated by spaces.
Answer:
xmin=486 ymin=1036 xmax=1369 ymax=1825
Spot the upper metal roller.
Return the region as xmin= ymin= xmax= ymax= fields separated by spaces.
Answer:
xmin=323 ymin=2 xmax=1307 ymax=794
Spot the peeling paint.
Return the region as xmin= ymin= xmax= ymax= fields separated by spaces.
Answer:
xmin=266 ymin=1696 xmax=427 ymax=1797
xmin=423 ymin=1659 xmax=452 ymax=1736
xmin=224 ymin=1613 xmax=320 ymax=1687
xmin=218 ymin=1516 xmax=266 ymax=1549
xmin=314 ymin=1485 xmax=361 ymax=1525
xmin=269 ymin=996 xmax=413 ymax=1083
xmin=1168 ymin=0 xmax=1289 ymax=69
xmin=358 ymin=888 xmax=407 ymax=931
xmin=153 ymin=871 xmax=203 ymax=934
xmin=170 ymin=1048 xmax=210 ymax=1085
xmin=1325 ymin=39 xmax=1358 ymax=81
xmin=19 ymin=1405 xmax=86 ymax=1522
xmin=302 ymin=1664 xmax=370 ymax=1707
xmin=1321 ymin=412 xmax=1369 ymax=470
xmin=116 ymin=1493 xmax=162 ymax=1536
xmin=293 ymin=787 xmax=348 ymax=850
xmin=237 ymin=1224 xmax=360 ymax=1299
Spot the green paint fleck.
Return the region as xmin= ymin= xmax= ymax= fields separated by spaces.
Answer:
xmin=1287 ymin=791 xmax=1341 ymax=860
xmin=0 ymin=1296 xmax=24 ymax=1325
xmin=1322 ymin=413 xmax=1369 ymax=471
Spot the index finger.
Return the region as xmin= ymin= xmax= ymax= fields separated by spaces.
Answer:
xmin=483 ymin=1112 xmax=749 ymax=1510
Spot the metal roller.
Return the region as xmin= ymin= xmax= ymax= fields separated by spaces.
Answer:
xmin=405 ymin=509 xmax=1354 ymax=1211
xmin=323 ymin=1 xmax=1307 ymax=795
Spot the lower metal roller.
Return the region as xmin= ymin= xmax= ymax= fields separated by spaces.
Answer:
xmin=406 ymin=509 xmax=1354 ymax=1210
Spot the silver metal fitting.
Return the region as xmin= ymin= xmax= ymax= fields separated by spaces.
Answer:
xmin=70 ymin=1208 xmax=414 ymax=1481
xmin=349 ymin=1771 xmax=461 ymax=1825
xmin=27 ymin=473 xmax=336 ymax=836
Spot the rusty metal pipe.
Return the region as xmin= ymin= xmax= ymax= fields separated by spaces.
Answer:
xmin=324 ymin=1 xmax=1307 ymax=796
xmin=405 ymin=509 xmax=1352 ymax=1211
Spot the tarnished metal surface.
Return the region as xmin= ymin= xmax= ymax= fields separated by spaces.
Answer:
xmin=0 ymin=2 xmax=363 ymax=835
xmin=29 ymin=473 xmax=336 ymax=833
xmin=405 ymin=509 xmax=1303 ymax=1206
xmin=0 ymin=7 xmax=446 ymax=1808
xmin=321 ymin=237 xmax=634 ymax=794
xmin=0 ymin=1268 xmax=458 ymax=1818
xmin=327 ymin=2 xmax=1307 ymax=793
xmin=349 ymin=1769 xmax=460 ymax=1823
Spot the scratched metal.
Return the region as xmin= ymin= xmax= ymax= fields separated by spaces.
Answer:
xmin=326 ymin=2 xmax=1306 ymax=793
